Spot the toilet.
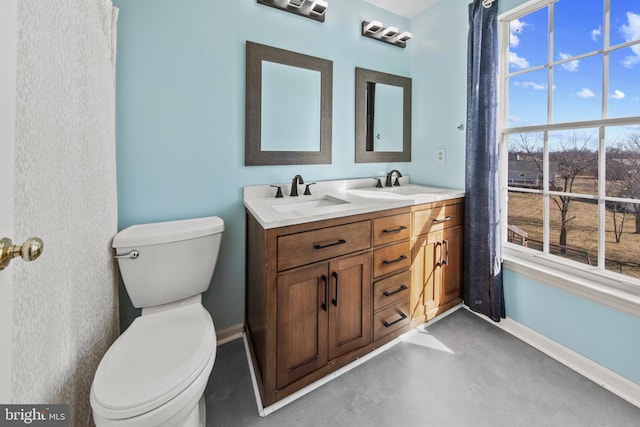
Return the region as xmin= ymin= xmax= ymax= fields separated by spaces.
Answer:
xmin=90 ymin=216 xmax=224 ymax=427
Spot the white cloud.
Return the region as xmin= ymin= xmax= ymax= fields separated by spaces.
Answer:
xmin=577 ymin=88 xmax=595 ymax=98
xmin=559 ymin=52 xmax=579 ymax=72
xmin=509 ymin=51 xmax=530 ymax=69
xmin=591 ymin=26 xmax=601 ymax=41
xmin=620 ymin=12 xmax=640 ymax=68
xmin=610 ymin=89 xmax=625 ymax=100
xmin=514 ymin=81 xmax=546 ymax=90
xmin=510 ymin=18 xmax=527 ymax=48
xmin=508 ymin=115 xmax=523 ymax=124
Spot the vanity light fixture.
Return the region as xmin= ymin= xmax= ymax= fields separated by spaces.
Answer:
xmin=381 ymin=26 xmax=398 ymax=38
xmin=397 ymin=31 xmax=413 ymax=42
xmin=364 ymin=20 xmax=384 ymax=33
xmin=310 ymin=0 xmax=327 ymax=15
xmin=361 ymin=21 xmax=411 ymax=48
xmin=257 ymin=0 xmax=328 ymax=22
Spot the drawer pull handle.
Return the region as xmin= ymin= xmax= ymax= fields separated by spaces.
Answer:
xmin=331 ymin=271 xmax=339 ymax=307
xmin=314 ymin=239 xmax=346 ymax=250
xmin=321 ymin=275 xmax=328 ymax=311
xmin=382 ymin=255 xmax=407 ymax=265
xmin=383 ymin=284 xmax=408 ymax=297
xmin=382 ymin=225 xmax=407 ymax=234
xmin=432 ymin=216 xmax=452 ymax=224
xmin=383 ymin=312 xmax=407 ymax=328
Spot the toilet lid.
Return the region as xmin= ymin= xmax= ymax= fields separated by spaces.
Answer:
xmin=91 ymin=303 xmax=215 ymax=419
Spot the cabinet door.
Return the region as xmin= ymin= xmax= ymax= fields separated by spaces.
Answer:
xmin=328 ymin=252 xmax=372 ymax=361
xmin=440 ymin=226 xmax=463 ymax=306
xmin=412 ymin=232 xmax=442 ymax=323
xmin=276 ymin=264 xmax=329 ymax=389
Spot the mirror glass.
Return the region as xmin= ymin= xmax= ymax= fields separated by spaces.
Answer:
xmin=261 ymin=61 xmax=321 ymax=152
xmin=370 ymin=83 xmax=404 ymax=152
xmin=355 ymin=67 xmax=411 ymax=163
xmin=246 ymin=41 xmax=333 ymax=166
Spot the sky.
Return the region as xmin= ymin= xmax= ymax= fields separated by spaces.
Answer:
xmin=506 ymin=0 xmax=640 ymax=144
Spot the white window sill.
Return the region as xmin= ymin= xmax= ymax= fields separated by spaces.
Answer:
xmin=503 ymin=245 xmax=640 ymax=318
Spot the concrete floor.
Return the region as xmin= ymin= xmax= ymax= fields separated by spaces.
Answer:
xmin=204 ymin=309 xmax=640 ymax=427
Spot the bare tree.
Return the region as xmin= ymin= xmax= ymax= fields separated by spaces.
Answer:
xmin=510 ymin=131 xmax=597 ymax=252
xmin=607 ymin=131 xmax=640 ymax=236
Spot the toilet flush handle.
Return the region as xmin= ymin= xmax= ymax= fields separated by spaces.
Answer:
xmin=114 ymin=250 xmax=139 ymax=260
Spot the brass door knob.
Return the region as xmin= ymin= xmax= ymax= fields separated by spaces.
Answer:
xmin=0 ymin=237 xmax=44 ymax=270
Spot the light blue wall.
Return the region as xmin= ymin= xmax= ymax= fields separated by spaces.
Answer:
xmin=408 ymin=0 xmax=469 ymax=189
xmin=504 ymin=269 xmax=640 ymax=385
xmin=113 ymin=0 xmax=426 ymax=329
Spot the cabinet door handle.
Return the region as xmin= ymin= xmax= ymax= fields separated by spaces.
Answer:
xmin=443 ymin=239 xmax=449 ymax=266
xmin=321 ymin=275 xmax=328 ymax=311
xmin=382 ymin=225 xmax=407 ymax=234
xmin=382 ymin=312 xmax=407 ymax=328
xmin=331 ymin=271 xmax=339 ymax=307
xmin=436 ymin=241 xmax=443 ymax=267
xmin=382 ymin=255 xmax=407 ymax=265
xmin=314 ymin=239 xmax=346 ymax=250
xmin=382 ymin=284 xmax=408 ymax=297
xmin=432 ymin=216 xmax=452 ymax=224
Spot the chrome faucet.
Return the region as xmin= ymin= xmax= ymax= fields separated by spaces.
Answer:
xmin=290 ymin=174 xmax=305 ymax=196
xmin=385 ymin=170 xmax=403 ymax=187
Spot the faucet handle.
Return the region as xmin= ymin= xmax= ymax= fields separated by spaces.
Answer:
xmin=270 ymin=185 xmax=283 ymax=198
xmin=372 ymin=177 xmax=383 ymax=188
xmin=394 ymin=177 xmax=401 ymax=186
xmin=303 ymin=183 xmax=316 ymax=196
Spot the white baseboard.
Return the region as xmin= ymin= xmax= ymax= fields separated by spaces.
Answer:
xmin=466 ymin=307 xmax=640 ymax=409
xmin=216 ymin=323 xmax=244 ymax=346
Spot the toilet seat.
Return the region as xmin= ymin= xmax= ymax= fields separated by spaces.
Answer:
xmin=90 ymin=303 xmax=215 ymax=420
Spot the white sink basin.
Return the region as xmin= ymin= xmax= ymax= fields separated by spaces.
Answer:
xmin=347 ymin=185 xmax=442 ymax=202
xmin=272 ymin=195 xmax=351 ymax=213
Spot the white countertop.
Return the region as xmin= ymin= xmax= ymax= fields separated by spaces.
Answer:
xmin=244 ymin=177 xmax=465 ymax=229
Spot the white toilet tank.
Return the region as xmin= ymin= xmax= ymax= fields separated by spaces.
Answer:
xmin=113 ymin=216 xmax=224 ymax=308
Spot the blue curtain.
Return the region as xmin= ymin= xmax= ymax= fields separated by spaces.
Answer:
xmin=464 ymin=0 xmax=504 ymax=321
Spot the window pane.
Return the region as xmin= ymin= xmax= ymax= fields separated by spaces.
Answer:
xmin=608 ymin=47 xmax=640 ymax=118
xmin=554 ymin=0 xmax=603 ymax=58
xmin=549 ymin=129 xmax=599 ymax=196
xmin=605 ymin=125 xmax=640 ymax=198
xmin=507 ymin=190 xmax=543 ymax=252
xmin=552 ymin=54 xmax=603 ymax=123
xmin=508 ymin=132 xmax=545 ymax=188
xmin=610 ymin=0 xmax=640 ymax=48
xmin=605 ymin=202 xmax=640 ymax=279
xmin=509 ymin=69 xmax=549 ymax=127
xmin=549 ymin=196 xmax=598 ymax=266
xmin=508 ymin=7 xmax=548 ymax=71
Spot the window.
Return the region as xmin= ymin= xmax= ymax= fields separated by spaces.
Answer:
xmin=499 ymin=0 xmax=640 ymax=286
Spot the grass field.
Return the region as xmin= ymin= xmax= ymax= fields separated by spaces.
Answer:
xmin=507 ymin=177 xmax=640 ymax=279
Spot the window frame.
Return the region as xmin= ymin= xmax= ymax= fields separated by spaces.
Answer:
xmin=497 ymin=0 xmax=640 ymax=315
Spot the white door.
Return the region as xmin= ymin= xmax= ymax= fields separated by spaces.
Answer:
xmin=0 ymin=0 xmax=18 ymax=403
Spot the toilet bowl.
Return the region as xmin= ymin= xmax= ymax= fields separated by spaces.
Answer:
xmin=90 ymin=216 xmax=224 ymax=427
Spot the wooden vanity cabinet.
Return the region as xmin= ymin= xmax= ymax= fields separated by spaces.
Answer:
xmin=410 ymin=198 xmax=464 ymax=325
xmin=245 ymin=207 xmax=411 ymax=407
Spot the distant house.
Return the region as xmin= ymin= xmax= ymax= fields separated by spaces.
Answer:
xmin=508 ymin=159 xmax=559 ymax=189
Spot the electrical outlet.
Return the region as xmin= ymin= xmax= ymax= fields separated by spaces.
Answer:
xmin=436 ymin=148 xmax=446 ymax=164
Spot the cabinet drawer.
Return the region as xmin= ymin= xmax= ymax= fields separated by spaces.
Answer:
xmin=413 ymin=202 xmax=463 ymax=236
xmin=373 ymin=213 xmax=411 ymax=246
xmin=373 ymin=299 xmax=410 ymax=341
xmin=278 ymin=221 xmax=371 ymax=271
xmin=373 ymin=240 xmax=410 ymax=278
xmin=373 ymin=270 xmax=411 ymax=311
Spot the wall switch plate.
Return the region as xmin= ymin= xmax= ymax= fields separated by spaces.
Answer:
xmin=436 ymin=148 xmax=446 ymax=164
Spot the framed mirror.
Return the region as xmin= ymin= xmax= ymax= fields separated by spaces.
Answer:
xmin=355 ymin=67 xmax=411 ymax=163
xmin=245 ymin=41 xmax=333 ymax=166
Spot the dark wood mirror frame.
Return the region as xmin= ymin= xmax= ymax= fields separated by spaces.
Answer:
xmin=355 ymin=67 xmax=411 ymax=163
xmin=245 ymin=41 xmax=333 ymax=166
